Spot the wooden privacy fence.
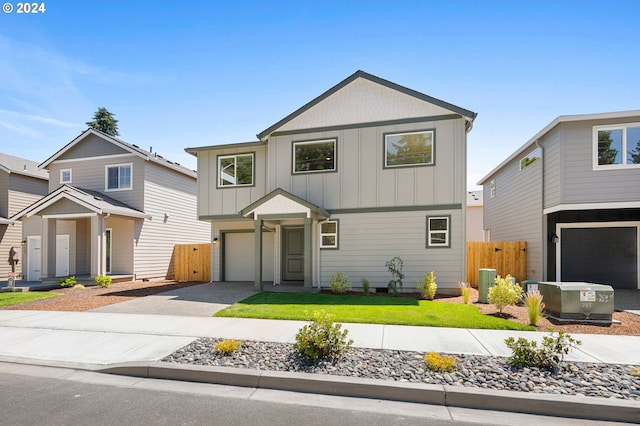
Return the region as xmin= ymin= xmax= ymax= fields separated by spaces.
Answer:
xmin=171 ymin=243 xmax=211 ymax=282
xmin=466 ymin=241 xmax=527 ymax=287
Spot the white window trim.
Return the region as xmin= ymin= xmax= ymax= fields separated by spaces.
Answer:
xmin=217 ymin=153 xmax=254 ymax=187
xmin=60 ymin=168 xmax=72 ymax=184
xmin=426 ymin=216 xmax=450 ymax=248
xmin=292 ymin=139 xmax=336 ymax=174
xmin=384 ymin=129 xmax=434 ymax=168
xmin=319 ymin=220 xmax=338 ymax=249
xmin=592 ymin=122 xmax=640 ymax=170
xmin=105 ymin=163 xmax=133 ymax=192
xmin=519 ymin=147 xmax=541 ymax=171
xmin=490 ymin=179 xmax=496 ymax=198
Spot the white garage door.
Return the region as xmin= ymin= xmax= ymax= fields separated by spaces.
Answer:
xmin=225 ymin=232 xmax=274 ymax=282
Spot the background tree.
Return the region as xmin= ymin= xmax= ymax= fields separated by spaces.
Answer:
xmin=629 ymin=139 xmax=640 ymax=164
xmin=386 ymin=133 xmax=432 ymax=166
xmin=86 ymin=107 xmax=120 ymax=136
xmin=597 ymin=130 xmax=618 ymax=165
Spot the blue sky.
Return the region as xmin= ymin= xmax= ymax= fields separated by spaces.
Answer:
xmin=1 ymin=0 xmax=639 ymax=189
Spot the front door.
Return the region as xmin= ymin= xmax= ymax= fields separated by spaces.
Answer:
xmin=283 ymin=227 xmax=304 ymax=281
xmin=56 ymin=234 xmax=70 ymax=277
xmin=27 ymin=236 xmax=41 ymax=281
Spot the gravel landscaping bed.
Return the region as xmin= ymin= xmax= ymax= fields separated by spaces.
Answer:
xmin=163 ymin=338 xmax=640 ymax=401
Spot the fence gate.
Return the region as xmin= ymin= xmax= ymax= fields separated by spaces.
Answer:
xmin=466 ymin=241 xmax=527 ymax=287
xmin=172 ymin=243 xmax=211 ymax=282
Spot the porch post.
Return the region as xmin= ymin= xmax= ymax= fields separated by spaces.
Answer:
xmin=303 ymin=217 xmax=312 ymax=289
xmin=254 ymin=217 xmax=263 ymax=291
xmin=90 ymin=214 xmax=105 ymax=277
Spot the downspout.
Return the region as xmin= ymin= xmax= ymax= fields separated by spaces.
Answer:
xmin=535 ymin=140 xmax=546 ymax=281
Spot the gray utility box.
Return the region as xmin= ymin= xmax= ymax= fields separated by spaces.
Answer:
xmin=538 ymin=282 xmax=614 ymax=321
xmin=478 ymin=268 xmax=496 ymax=304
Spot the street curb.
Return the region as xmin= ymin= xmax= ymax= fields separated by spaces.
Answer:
xmin=98 ymin=361 xmax=640 ymax=423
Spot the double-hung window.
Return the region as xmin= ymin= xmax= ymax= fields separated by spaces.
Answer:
xmin=60 ymin=169 xmax=72 ymax=184
xmin=426 ymin=216 xmax=450 ymax=248
xmin=293 ymin=139 xmax=336 ymax=174
xmin=105 ymin=163 xmax=132 ymax=191
xmin=319 ymin=220 xmax=338 ymax=249
xmin=218 ymin=153 xmax=254 ymax=187
xmin=384 ymin=130 xmax=434 ymax=168
xmin=593 ymin=123 xmax=640 ymax=169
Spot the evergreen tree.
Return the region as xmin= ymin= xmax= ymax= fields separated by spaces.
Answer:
xmin=597 ymin=130 xmax=618 ymax=165
xmin=86 ymin=107 xmax=120 ymax=136
xmin=629 ymin=139 xmax=640 ymax=164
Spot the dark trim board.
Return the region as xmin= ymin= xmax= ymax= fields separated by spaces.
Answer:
xmin=329 ymin=204 xmax=462 ymax=215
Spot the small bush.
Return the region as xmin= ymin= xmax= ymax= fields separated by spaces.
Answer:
xmin=215 ymin=339 xmax=241 ymax=355
xmin=329 ymin=272 xmax=352 ymax=294
xmin=294 ymin=310 xmax=353 ymax=362
xmin=59 ymin=276 xmax=76 ymax=288
xmin=459 ymin=282 xmax=471 ymax=304
xmin=72 ymin=284 xmax=85 ymax=290
xmin=524 ymin=290 xmax=545 ymax=326
xmin=631 ymin=367 xmax=640 ymax=377
xmin=361 ymin=278 xmax=370 ymax=296
xmin=95 ymin=274 xmax=112 ymax=288
xmin=417 ymin=271 xmax=437 ymax=300
xmin=488 ymin=274 xmax=523 ymax=313
xmin=424 ymin=352 xmax=456 ymax=373
xmin=504 ymin=329 xmax=582 ymax=371
xmin=385 ymin=256 xmax=404 ymax=296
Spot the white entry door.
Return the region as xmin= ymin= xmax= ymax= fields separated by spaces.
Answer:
xmin=56 ymin=234 xmax=70 ymax=277
xmin=27 ymin=236 xmax=41 ymax=281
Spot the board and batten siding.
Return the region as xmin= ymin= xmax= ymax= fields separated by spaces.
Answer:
xmin=268 ymin=117 xmax=466 ymax=210
xmin=319 ymin=209 xmax=464 ymax=291
xmin=133 ymin=162 xmax=210 ymax=279
xmin=483 ymin=153 xmax=543 ymax=281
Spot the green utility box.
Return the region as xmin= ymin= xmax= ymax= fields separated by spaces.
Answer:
xmin=538 ymin=282 xmax=614 ymax=321
xmin=478 ymin=268 xmax=496 ymax=304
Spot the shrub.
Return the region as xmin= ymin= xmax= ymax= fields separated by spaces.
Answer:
xmin=631 ymin=367 xmax=640 ymax=377
xmin=524 ymin=290 xmax=545 ymax=326
xmin=504 ymin=329 xmax=582 ymax=371
xmin=488 ymin=274 xmax=523 ymax=313
xmin=294 ymin=310 xmax=353 ymax=362
xmin=385 ymin=256 xmax=404 ymax=296
xmin=94 ymin=274 xmax=112 ymax=288
xmin=424 ymin=352 xmax=456 ymax=373
xmin=72 ymin=284 xmax=85 ymax=290
xmin=361 ymin=278 xmax=370 ymax=296
xmin=59 ymin=276 xmax=76 ymax=288
xmin=215 ymin=339 xmax=242 ymax=355
xmin=329 ymin=272 xmax=352 ymax=294
xmin=459 ymin=282 xmax=471 ymax=304
xmin=417 ymin=271 xmax=437 ymax=300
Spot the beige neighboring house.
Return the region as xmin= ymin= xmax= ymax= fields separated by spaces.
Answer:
xmin=466 ymin=190 xmax=484 ymax=241
xmin=0 ymin=153 xmax=49 ymax=279
xmin=11 ymin=129 xmax=210 ymax=282
xmin=187 ymin=70 xmax=477 ymax=293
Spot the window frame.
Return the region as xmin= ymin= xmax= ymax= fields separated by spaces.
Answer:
xmin=593 ymin=122 xmax=640 ymax=170
xmin=319 ymin=219 xmax=339 ymax=249
xmin=520 ymin=147 xmax=541 ymax=171
xmin=104 ymin=163 xmax=133 ymax=192
xmin=426 ymin=215 xmax=451 ymax=248
xmin=217 ymin=152 xmax=255 ymax=188
xmin=291 ymin=138 xmax=337 ymax=175
xmin=60 ymin=168 xmax=72 ymax=184
xmin=383 ymin=129 xmax=435 ymax=169
xmin=489 ymin=179 xmax=496 ymax=198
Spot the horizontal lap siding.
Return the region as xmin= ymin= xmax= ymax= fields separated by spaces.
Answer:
xmin=319 ymin=210 xmax=464 ymax=290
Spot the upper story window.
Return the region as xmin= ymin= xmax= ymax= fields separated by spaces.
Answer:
xmin=218 ymin=153 xmax=254 ymax=187
xmin=384 ymin=129 xmax=434 ymax=168
xmin=594 ymin=123 xmax=640 ymax=169
xmin=319 ymin=220 xmax=338 ymax=249
xmin=293 ymin=139 xmax=336 ymax=174
xmin=60 ymin=169 xmax=72 ymax=184
xmin=490 ymin=179 xmax=496 ymax=198
xmin=520 ymin=147 xmax=541 ymax=170
xmin=105 ymin=163 xmax=132 ymax=191
xmin=426 ymin=216 xmax=450 ymax=248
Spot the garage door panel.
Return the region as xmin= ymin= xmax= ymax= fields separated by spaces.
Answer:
xmin=224 ymin=232 xmax=274 ymax=282
xmin=561 ymin=227 xmax=637 ymax=289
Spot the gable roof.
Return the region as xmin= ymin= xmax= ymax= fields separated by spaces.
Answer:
xmin=257 ymin=70 xmax=477 ymax=140
xmin=240 ymin=188 xmax=330 ymax=219
xmin=0 ymin=152 xmax=49 ymax=180
xmin=39 ymin=128 xmax=197 ymax=178
xmin=477 ymin=109 xmax=640 ymax=185
xmin=0 ymin=217 xmax=13 ymax=225
xmin=10 ymin=184 xmax=151 ymax=221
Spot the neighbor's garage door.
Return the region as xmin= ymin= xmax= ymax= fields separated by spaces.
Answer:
xmin=560 ymin=227 xmax=637 ymax=289
xmin=224 ymin=232 xmax=274 ymax=282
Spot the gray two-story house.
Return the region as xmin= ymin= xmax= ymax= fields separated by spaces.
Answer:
xmin=479 ymin=110 xmax=640 ymax=290
xmin=0 ymin=153 xmax=49 ymax=279
xmin=12 ymin=129 xmax=210 ymax=282
xmin=187 ymin=71 xmax=476 ymax=293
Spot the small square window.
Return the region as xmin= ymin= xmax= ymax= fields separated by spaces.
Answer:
xmin=426 ymin=216 xmax=450 ymax=248
xmin=218 ymin=153 xmax=254 ymax=187
xmin=60 ymin=169 xmax=72 ymax=184
xmin=320 ymin=220 xmax=338 ymax=249
xmin=105 ymin=164 xmax=132 ymax=191
xmin=293 ymin=139 xmax=336 ymax=174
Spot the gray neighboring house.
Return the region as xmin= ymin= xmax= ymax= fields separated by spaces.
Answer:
xmin=0 ymin=153 xmax=49 ymax=279
xmin=479 ymin=110 xmax=640 ymax=290
xmin=11 ymin=128 xmax=210 ymax=282
xmin=187 ymin=70 xmax=477 ymax=293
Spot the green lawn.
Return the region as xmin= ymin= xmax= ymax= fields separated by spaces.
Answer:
xmin=215 ymin=292 xmax=534 ymax=331
xmin=0 ymin=292 xmax=62 ymax=307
